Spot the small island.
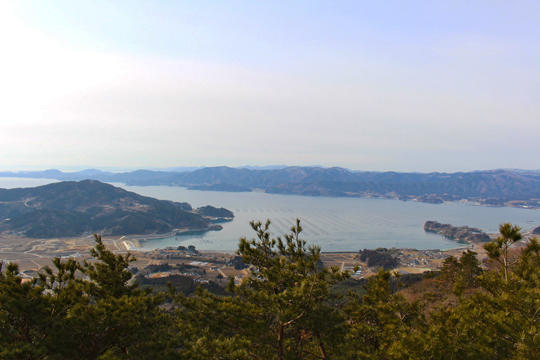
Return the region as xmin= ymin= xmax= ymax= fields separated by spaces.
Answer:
xmin=424 ymin=220 xmax=491 ymax=243
xmin=195 ymin=205 xmax=234 ymax=220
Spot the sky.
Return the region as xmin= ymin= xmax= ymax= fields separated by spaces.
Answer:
xmin=1 ymin=1 xmax=539 ymax=172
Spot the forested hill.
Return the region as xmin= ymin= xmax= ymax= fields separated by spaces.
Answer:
xmin=2 ymin=167 xmax=540 ymax=206
xmin=0 ymin=180 xmax=233 ymax=238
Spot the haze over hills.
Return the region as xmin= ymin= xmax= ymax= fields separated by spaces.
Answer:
xmin=0 ymin=180 xmax=233 ymax=238
xmin=2 ymin=166 xmax=540 ymax=208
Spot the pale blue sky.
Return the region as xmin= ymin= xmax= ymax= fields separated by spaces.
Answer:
xmin=1 ymin=1 xmax=539 ymax=171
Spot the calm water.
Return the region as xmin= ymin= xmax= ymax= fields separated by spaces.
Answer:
xmin=1 ymin=177 xmax=539 ymax=252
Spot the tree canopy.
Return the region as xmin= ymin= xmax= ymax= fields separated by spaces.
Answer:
xmin=1 ymin=221 xmax=539 ymax=359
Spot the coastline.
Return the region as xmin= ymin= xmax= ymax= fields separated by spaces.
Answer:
xmin=1 ymin=176 xmax=540 ymax=211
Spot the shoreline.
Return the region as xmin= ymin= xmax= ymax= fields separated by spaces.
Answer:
xmin=1 ymin=177 xmax=540 ymax=211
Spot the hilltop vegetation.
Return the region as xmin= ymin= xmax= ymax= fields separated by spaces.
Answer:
xmin=0 ymin=180 xmax=233 ymax=238
xmin=357 ymin=248 xmax=399 ymax=269
xmin=1 ymin=220 xmax=539 ymax=359
xmin=3 ymin=166 xmax=540 ymax=207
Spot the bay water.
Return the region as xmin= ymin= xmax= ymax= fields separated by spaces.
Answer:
xmin=1 ymin=178 xmax=538 ymax=252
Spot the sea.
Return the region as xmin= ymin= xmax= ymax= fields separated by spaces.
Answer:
xmin=1 ymin=177 xmax=538 ymax=252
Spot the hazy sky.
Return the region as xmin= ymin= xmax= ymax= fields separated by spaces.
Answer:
xmin=1 ymin=1 xmax=539 ymax=172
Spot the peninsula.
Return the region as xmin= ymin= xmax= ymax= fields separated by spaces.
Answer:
xmin=424 ymin=220 xmax=491 ymax=243
xmin=0 ymin=180 xmax=233 ymax=238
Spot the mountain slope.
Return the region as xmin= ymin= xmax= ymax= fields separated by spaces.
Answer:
xmin=2 ymin=167 xmax=540 ymax=207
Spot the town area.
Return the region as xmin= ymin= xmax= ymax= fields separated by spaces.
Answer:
xmin=0 ymin=230 xmax=502 ymax=287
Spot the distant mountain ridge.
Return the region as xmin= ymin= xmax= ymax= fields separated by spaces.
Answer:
xmin=2 ymin=167 xmax=540 ymax=208
xmin=0 ymin=180 xmax=233 ymax=238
